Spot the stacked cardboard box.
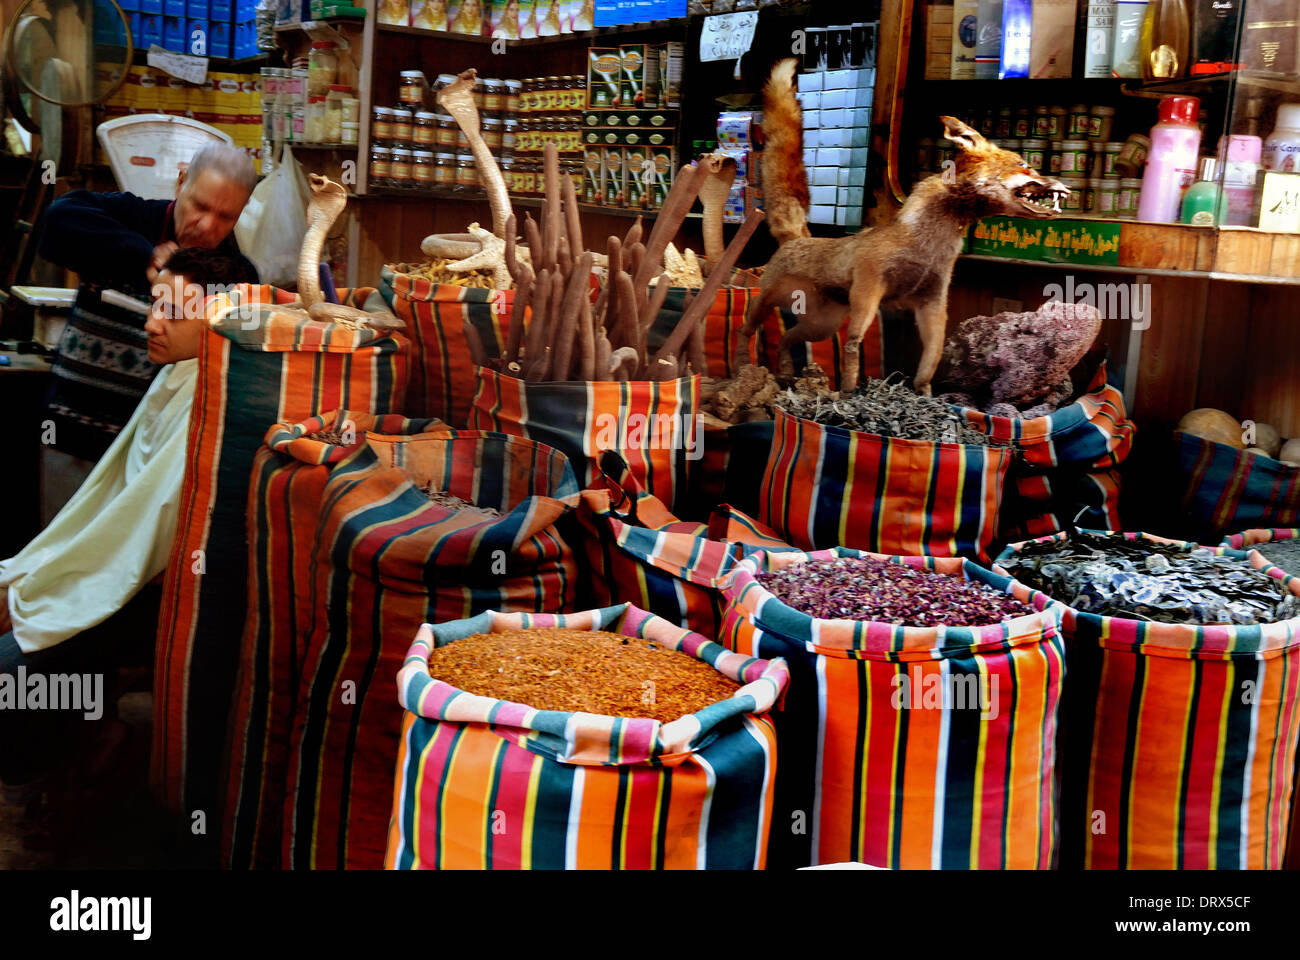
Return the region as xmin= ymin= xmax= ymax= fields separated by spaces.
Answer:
xmin=797 ymin=66 xmax=872 ymax=228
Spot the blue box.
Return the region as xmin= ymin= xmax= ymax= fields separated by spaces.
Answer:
xmin=129 ymin=11 xmax=142 ymax=42
xmin=164 ymin=0 xmax=185 ymax=16
xmin=187 ymin=0 xmax=209 ymax=16
xmin=233 ymin=19 xmax=258 ymax=59
xmin=209 ymin=0 xmax=232 ymax=18
xmin=139 ymin=0 xmax=161 ymax=13
xmin=187 ymin=19 xmax=208 ymax=54
xmin=162 ymin=14 xmax=185 ymax=49
xmin=118 ymin=0 xmax=140 ymax=12
xmin=208 ymin=18 xmax=231 ymax=56
xmin=139 ymin=12 xmax=161 ymax=46
xmin=234 ymin=0 xmax=258 ymax=19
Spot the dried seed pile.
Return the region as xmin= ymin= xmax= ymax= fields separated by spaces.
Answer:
xmin=420 ymin=487 xmax=502 ymax=518
xmin=755 ymin=556 xmax=1036 ymax=626
xmin=425 ymin=628 xmax=740 ymax=723
xmin=1254 ymin=538 xmax=1300 ymax=576
xmin=774 ymin=376 xmax=999 ymax=446
xmin=311 ymin=427 xmax=349 ymax=445
xmin=1000 ymin=532 xmax=1300 ymax=625
xmin=404 ymin=258 xmax=500 ymax=289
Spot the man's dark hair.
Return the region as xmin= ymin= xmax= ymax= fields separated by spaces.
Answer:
xmin=162 ymin=247 xmax=260 ymax=288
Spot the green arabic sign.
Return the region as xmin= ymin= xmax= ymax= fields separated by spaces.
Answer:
xmin=968 ymin=217 xmax=1122 ymax=266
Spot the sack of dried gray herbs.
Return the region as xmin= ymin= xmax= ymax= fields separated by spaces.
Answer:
xmin=997 ymin=530 xmax=1300 ymax=626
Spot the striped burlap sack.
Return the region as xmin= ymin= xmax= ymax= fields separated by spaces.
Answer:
xmin=385 ymin=604 xmax=788 ymax=870
xmin=759 ymin=408 xmax=1012 ymax=563
xmin=379 ymin=266 xmax=519 ymax=427
xmin=470 ymin=367 xmax=702 ymax=517
xmin=647 ymin=286 xmax=760 ymax=380
xmin=1174 ymin=431 xmax=1300 ymax=544
xmin=283 ymin=431 xmax=582 ymax=869
xmin=221 ymin=410 xmax=448 ymax=869
xmin=576 ymin=451 xmax=794 ymax=638
xmin=997 ymin=530 xmax=1300 ymax=869
xmin=153 ymin=286 xmax=408 ymax=829
xmin=719 ymin=548 xmax=1067 ymax=870
xmin=954 ymin=357 xmax=1135 ymax=541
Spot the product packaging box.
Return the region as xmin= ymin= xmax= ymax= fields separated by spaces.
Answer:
xmin=1242 ymin=0 xmax=1299 ymax=72
xmin=573 ymin=0 xmax=594 ymax=29
xmin=999 ymin=0 xmax=1031 ymax=76
xmin=164 ymin=0 xmax=185 ymax=16
xmin=210 ymin=0 xmax=231 ymax=19
xmin=625 ymin=145 xmax=650 ymax=208
xmin=209 ymin=18 xmax=231 ymax=56
xmin=925 ymin=0 xmax=955 ymax=80
xmin=1192 ymin=0 xmax=1243 ymax=72
xmin=412 ymin=0 xmax=449 ymax=29
xmin=952 ymin=0 xmax=979 ymax=78
xmin=188 ymin=19 xmax=209 ymax=53
xmin=583 ymin=147 xmax=604 ymax=203
xmin=162 ymin=14 xmax=185 ymax=50
xmin=535 ymin=0 xmax=563 ymax=35
xmin=377 ymin=0 xmax=409 ymax=26
xmin=602 ymin=146 xmax=624 ymax=206
xmin=975 ymin=0 xmax=1003 ymax=76
xmin=186 ymin=0 xmax=209 ymax=16
xmin=619 ymin=44 xmax=647 ymax=109
xmin=1110 ymin=0 xmax=1147 ymax=76
xmin=1084 ymin=1 xmax=1116 ymax=77
xmin=588 ymin=48 xmax=621 ymax=108
xmin=650 ymin=145 xmax=673 ymax=209
xmin=660 ymin=41 xmax=683 ymax=107
xmin=1030 ymin=0 xmax=1076 ymax=77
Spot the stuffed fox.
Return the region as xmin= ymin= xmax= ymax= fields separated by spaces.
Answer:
xmin=738 ymin=58 xmax=1068 ymax=394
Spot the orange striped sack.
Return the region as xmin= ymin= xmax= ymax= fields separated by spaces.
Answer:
xmin=385 ymin=604 xmax=788 ymax=869
xmin=1174 ymin=431 xmax=1300 ymax=544
xmin=470 ymin=366 xmax=702 ymax=516
xmin=756 ymin=302 xmax=884 ymax=388
xmin=222 ymin=410 xmax=448 ymax=870
xmin=760 ymin=408 xmax=1012 ymax=563
xmin=379 ymin=266 xmax=519 ymax=427
xmin=647 ymin=287 xmax=760 ymax=380
xmin=955 ymin=357 xmax=1135 ymax=541
xmin=996 ymin=531 xmax=1300 ymax=870
xmin=283 ymin=431 xmax=582 ymax=869
xmin=719 ymin=548 xmax=1066 ymax=870
xmin=153 ymin=287 xmax=409 ymax=821
xmin=575 ymin=452 xmax=794 ymax=638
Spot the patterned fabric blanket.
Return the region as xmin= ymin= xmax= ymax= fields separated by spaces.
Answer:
xmin=43 ymin=285 xmax=158 ymax=461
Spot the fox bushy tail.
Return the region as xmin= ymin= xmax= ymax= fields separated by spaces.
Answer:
xmin=760 ymin=57 xmax=811 ymax=245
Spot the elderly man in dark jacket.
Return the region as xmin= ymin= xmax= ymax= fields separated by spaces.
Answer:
xmin=37 ymin=142 xmax=258 ymax=461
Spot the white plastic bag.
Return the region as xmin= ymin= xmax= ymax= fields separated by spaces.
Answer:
xmin=237 ymin=143 xmax=310 ymax=288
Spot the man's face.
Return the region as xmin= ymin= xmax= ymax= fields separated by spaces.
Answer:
xmin=145 ymin=270 xmax=207 ymax=365
xmin=172 ymin=168 xmax=250 ymax=249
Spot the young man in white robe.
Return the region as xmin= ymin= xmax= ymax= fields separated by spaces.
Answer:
xmin=0 ymin=249 xmax=257 ymax=783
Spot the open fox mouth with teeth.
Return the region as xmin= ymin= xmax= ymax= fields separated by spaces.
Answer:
xmin=1014 ymin=176 xmax=1069 ymax=216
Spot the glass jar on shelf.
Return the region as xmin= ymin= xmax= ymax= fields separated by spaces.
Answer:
xmin=399 ymin=70 xmax=428 ymax=108
xmin=307 ymin=41 xmax=338 ymax=99
xmin=325 ymin=85 xmax=352 ymax=143
xmin=306 ymin=96 xmax=327 ymax=143
xmin=390 ymin=148 xmax=413 ymax=188
xmin=372 ymin=106 xmax=394 ymax=144
xmin=434 ymin=152 xmax=457 ymax=189
xmin=413 ymin=150 xmax=436 ymax=188
xmin=454 ymin=153 xmax=478 ymax=192
xmin=392 ymin=109 xmax=414 ymax=147
xmin=414 ymin=110 xmax=438 ymax=147
xmin=369 ymin=145 xmax=392 ymax=189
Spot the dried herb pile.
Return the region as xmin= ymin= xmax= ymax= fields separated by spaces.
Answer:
xmin=1254 ymin=538 xmax=1300 ymax=576
xmin=311 ymin=427 xmax=350 ymax=445
xmin=755 ymin=556 xmax=1036 ymax=626
xmin=1000 ymin=532 xmax=1300 ymax=625
xmin=425 ymin=628 xmax=739 ymax=723
xmin=420 ymin=487 xmax=502 ymax=518
xmin=773 ymin=376 xmax=999 ymax=446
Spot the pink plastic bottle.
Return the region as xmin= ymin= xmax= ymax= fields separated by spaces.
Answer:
xmin=1137 ymin=95 xmax=1202 ymax=222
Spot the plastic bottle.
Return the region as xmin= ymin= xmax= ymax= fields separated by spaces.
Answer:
xmin=1137 ymin=95 xmax=1202 ymax=222
xmin=1263 ymin=103 xmax=1300 ymax=172
xmin=1217 ymin=134 xmax=1261 ymax=225
xmin=1140 ymin=0 xmax=1190 ymax=79
xmin=1179 ymin=157 xmax=1223 ymax=224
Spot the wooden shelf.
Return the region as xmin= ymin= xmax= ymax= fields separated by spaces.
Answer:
xmin=360 ymin=185 xmax=700 ymax=219
xmin=374 ymin=21 xmax=683 ymax=45
xmin=960 ymin=219 xmax=1300 ymax=285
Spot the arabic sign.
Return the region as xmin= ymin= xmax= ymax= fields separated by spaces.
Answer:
xmin=700 ymin=12 xmax=760 ymax=63
xmin=968 ymin=216 xmax=1122 ymax=265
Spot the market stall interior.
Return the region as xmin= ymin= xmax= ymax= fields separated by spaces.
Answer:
xmin=1 ymin=0 xmax=1300 ymax=871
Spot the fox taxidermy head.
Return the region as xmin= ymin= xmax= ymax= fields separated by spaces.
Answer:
xmin=935 ymin=116 xmax=1068 ymax=221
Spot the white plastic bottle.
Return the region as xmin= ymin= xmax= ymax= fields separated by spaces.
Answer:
xmin=1263 ymin=103 xmax=1300 ymax=173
